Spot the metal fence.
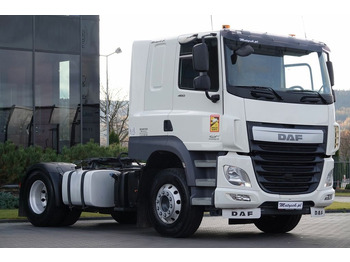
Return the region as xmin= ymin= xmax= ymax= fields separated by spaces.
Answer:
xmin=334 ymin=161 xmax=350 ymax=189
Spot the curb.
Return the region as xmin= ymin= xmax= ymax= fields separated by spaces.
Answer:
xmin=1 ymin=210 xmax=350 ymax=223
xmin=325 ymin=209 xmax=350 ymax=213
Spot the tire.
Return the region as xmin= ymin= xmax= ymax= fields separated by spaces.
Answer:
xmin=23 ymin=171 xmax=66 ymax=227
xmin=111 ymin=211 xmax=137 ymax=224
xmin=254 ymin=214 xmax=302 ymax=233
xmin=149 ymin=168 xmax=203 ymax=238
xmin=60 ymin=208 xmax=82 ymax=226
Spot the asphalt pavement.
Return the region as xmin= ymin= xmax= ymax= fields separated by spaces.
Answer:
xmin=1 ymin=212 xmax=350 ymax=248
xmin=1 ymin=196 xmax=349 ymax=251
xmin=334 ymin=196 xmax=350 ymax=202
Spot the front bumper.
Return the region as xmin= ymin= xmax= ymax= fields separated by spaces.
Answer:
xmin=214 ymin=152 xmax=335 ymax=214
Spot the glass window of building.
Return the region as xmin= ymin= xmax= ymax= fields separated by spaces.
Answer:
xmin=0 ymin=15 xmax=100 ymax=150
xmin=0 ymin=50 xmax=33 ymax=146
xmin=34 ymin=53 xmax=80 ymax=151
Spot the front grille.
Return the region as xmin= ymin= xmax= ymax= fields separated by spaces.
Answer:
xmin=247 ymin=123 xmax=327 ymax=195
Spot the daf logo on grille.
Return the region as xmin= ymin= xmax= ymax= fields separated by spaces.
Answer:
xmin=278 ymin=134 xmax=303 ymax=141
xmin=252 ymin=126 xmax=323 ymax=144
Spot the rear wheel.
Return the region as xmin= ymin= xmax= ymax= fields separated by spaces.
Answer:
xmin=60 ymin=208 xmax=82 ymax=226
xmin=149 ymin=168 xmax=203 ymax=238
xmin=24 ymin=171 xmax=66 ymax=226
xmin=254 ymin=214 xmax=302 ymax=233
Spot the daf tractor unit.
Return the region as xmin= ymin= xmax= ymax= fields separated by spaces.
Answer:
xmin=19 ymin=26 xmax=340 ymax=237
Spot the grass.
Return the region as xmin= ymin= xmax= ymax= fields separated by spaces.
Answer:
xmin=325 ymin=201 xmax=350 ymax=210
xmin=335 ymin=192 xmax=350 ymax=197
xmin=0 ymin=209 xmax=20 ymax=220
xmin=0 ymin=209 xmax=110 ymax=220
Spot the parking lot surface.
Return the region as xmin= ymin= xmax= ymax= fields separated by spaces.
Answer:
xmin=1 ymin=213 xmax=350 ymax=248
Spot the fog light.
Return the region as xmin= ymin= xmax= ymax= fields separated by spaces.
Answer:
xmin=224 ymin=166 xmax=251 ymax=187
xmin=229 ymin=194 xmax=251 ymax=202
xmin=324 ymin=170 xmax=333 ymax=188
xmin=324 ymin=194 xmax=333 ymax=201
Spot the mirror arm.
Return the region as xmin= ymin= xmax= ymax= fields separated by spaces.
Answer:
xmin=200 ymin=33 xmax=217 ymax=43
xmin=205 ymin=91 xmax=220 ymax=103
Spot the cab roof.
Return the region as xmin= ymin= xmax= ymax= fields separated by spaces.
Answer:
xmin=221 ymin=29 xmax=330 ymax=53
xmin=178 ymin=28 xmax=330 ymax=53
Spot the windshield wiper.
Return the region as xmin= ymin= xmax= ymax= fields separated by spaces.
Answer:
xmin=287 ymin=90 xmax=327 ymax=104
xmin=249 ymin=86 xmax=283 ymax=101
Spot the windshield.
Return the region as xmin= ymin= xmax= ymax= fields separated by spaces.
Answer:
xmin=224 ymin=38 xmax=333 ymax=104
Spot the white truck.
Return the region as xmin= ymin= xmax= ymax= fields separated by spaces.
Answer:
xmin=19 ymin=26 xmax=340 ymax=238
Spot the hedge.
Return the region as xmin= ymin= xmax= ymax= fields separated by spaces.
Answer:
xmin=0 ymin=140 xmax=126 ymax=187
xmin=0 ymin=192 xmax=19 ymax=209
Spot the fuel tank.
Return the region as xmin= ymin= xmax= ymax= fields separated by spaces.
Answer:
xmin=62 ymin=169 xmax=117 ymax=208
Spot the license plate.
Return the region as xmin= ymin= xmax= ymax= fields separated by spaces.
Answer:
xmin=278 ymin=202 xmax=303 ymax=210
xmin=310 ymin=207 xmax=325 ymax=217
xmin=222 ymin=208 xmax=261 ymax=219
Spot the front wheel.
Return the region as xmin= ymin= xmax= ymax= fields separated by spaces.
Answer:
xmin=111 ymin=211 xmax=137 ymax=224
xmin=149 ymin=168 xmax=203 ymax=238
xmin=254 ymin=214 xmax=302 ymax=233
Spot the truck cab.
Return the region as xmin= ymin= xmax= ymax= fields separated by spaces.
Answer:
xmin=128 ymin=26 xmax=339 ymax=235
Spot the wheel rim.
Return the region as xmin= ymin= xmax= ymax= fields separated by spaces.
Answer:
xmin=155 ymin=183 xmax=182 ymax=224
xmin=29 ymin=180 xmax=47 ymax=214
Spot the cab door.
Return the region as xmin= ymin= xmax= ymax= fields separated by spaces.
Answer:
xmin=169 ymin=37 xmax=223 ymax=151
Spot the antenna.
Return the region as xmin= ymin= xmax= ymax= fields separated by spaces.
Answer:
xmin=301 ymin=16 xmax=307 ymax=39
xmin=210 ymin=15 xmax=213 ymax=31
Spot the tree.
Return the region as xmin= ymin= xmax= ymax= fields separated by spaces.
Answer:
xmin=109 ymin=130 xmax=120 ymax=145
xmin=339 ymin=129 xmax=350 ymax=161
xmin=341 ymin=117 xmax=350 ymax=131
xmin=100 ymin=86 xmax=129 ymax=146
xmin=336 ymin=107 xmax=350 ymax=122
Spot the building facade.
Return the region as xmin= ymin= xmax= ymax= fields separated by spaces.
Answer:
xmin=0 ymin=15 xmax=100 ymax=151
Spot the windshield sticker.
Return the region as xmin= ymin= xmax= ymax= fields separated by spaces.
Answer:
xmin=239 ymin=38 xmax=258 ymax=44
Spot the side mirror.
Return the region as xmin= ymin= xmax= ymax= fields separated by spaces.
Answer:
xmin=193 ymin=43 xmax=209 ymax=72
xmin=326 ymin=61 xmax=334 ymax=87
xmin=235 ymin=44 xmax=254 ymax=57
xmin=231 ymin=44 xmax=254 ymax=65
xmin=192 ymin=42 xmax=211 ymax=91
xmin=192 ymin=41 xmax=220 ymax=103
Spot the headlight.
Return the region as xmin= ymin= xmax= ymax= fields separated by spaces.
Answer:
xmin=223 ymin=165 xmax=251 ymax=187
xmin=324 ymin=169 xmax=333 ymax=188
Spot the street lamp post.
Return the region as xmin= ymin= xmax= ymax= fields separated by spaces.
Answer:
xmin=102 ymin=47 xmax=122 ymax=146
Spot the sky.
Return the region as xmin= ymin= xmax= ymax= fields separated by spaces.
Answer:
xmin=5 ymin=0 xmax=350 ymax=100
xmin=97 ymin=0 xmax=350 ymax=100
